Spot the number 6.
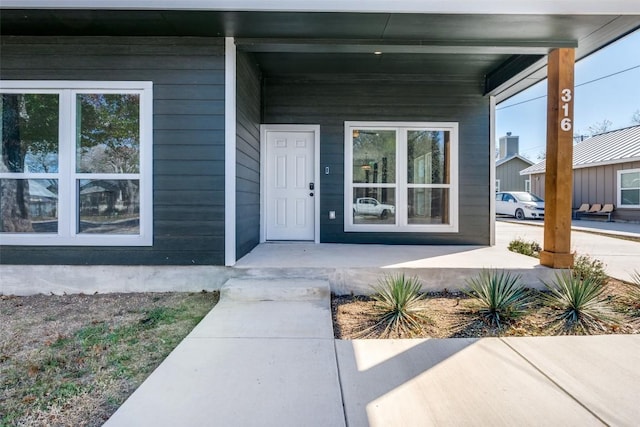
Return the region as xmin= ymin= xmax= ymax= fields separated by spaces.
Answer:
xmin=561 ymin=118 xmax=572 ymax=131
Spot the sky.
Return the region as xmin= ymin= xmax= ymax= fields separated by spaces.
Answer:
xmin=496 ymin=29 xmax=640 ymax=161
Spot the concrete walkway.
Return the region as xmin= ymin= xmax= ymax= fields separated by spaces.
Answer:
xmin=105 ymin=278 xmax=345 ymax=427
xmin=107 ymin=278 xmax=640 ymax=427
xmin=498 ymin=220 xmax=640 ymax=282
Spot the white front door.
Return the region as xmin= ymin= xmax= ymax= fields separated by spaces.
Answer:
xmin=264 ymin=129 xmax=316 ymax=240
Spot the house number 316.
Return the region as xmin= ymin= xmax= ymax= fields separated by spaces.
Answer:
xmin=560 ymin=88 xmax=572 ymax=132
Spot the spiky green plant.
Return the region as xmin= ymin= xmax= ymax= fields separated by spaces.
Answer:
xmin=542 ymin=272 xmax=615 ymax=333
xmin=628 ymin=270 xmax=640 ymax=314
xmin=366 ymin=274 xmax=429 ymax=337
xmin=463 ymin=270 xmax=530 ymax=328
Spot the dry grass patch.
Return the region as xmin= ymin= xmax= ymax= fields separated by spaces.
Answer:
xmin=0 ymin=291 xmax=218 ymax=427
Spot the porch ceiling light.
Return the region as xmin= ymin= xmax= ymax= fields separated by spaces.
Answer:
xmin=373 ymin=51 xmax=382 ymax=55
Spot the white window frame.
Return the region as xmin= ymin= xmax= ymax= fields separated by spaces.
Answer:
xmin=524 ymin=179 xmax=531 ymax=193
xmin=495 ymin=179 xmax=501 ymax=193
xmin=0 ymin=80 xmax=153 ymax=246
xmin=617 ymin=168 xmax=640 ymax=209
xmin=344 ymin=121 xmax=458 ymax=233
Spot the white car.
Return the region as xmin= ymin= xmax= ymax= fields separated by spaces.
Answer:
xmin=496 ymin=191 xmax=545 ymax=220
xmin=353 ymin=197 xmax=395 ymax=219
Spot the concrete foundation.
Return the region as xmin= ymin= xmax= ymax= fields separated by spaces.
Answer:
xmin=1 ymin=243 xmax=558 ymax=296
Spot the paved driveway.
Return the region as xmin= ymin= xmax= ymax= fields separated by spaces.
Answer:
xmin=496 ymin=220 xmax=640 ymax=282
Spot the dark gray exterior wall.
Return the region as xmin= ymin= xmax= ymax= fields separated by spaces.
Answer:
xmin=0 ymin=36 xmax=227 ymax=265
xmin=263 ymin=76 xmax=491 ymax=245
xmin=496 ymin=157 xmax=533 ymax=191
xmin=528 ymin=160 xmax=640 ymax=222
xmin=236 ymin=52 xmax=262 ymax=258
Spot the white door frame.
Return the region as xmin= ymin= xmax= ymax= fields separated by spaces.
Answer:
xmin=260 ymin=124 xmax=321 ymax=243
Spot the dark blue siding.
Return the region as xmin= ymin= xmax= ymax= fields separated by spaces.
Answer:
xmin=235 ymin=51 xmax=262 ymax=259
xmin=0 ymin=36 xmax=226 ymax=265
xmin=263 ymin=76 xmax=491 ymax=245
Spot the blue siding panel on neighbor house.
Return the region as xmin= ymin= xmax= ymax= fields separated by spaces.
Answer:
xmin=236 ymin=51 xmax=263 ymax=259
xmin=263 ymin=76 xmax=491 ymax=245
xmin=0 ymin=36 xmax=226 ymax=265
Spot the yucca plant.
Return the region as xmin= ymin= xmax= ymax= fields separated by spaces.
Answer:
xmin=628 ymin=270 xmax=640 ymax=314
xmin=542 ymin=272 xmax=615 ymax=333
xmin=365 ymin=274 xmax=429 ymax=337
xmin=463 ymin=270 xmax=529 ymax=328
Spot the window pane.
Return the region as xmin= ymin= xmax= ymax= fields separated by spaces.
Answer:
xmin=78 ymin=179 xmax=139 ymax=234
xmin=621 ymin=172 xmax=640 ymax=189
xmin=408 ymin=130 xmax=449 ymax=184
xmin=621 ymin=189 xmax=640 ymax=206
xmin=352 ymin=129 xmax=396 ymax=184
xmin=1 ymin=94 xmax=59 ymax=173
xmin=408 ymin=188 xmax=449 ymax=225
xmin=353 ymin=188 xmax=396 ymax=225
xmin=0 ymin=179 xmax=58 ymax=232
xmin=76 ymin=94 xmax=140 ymax=173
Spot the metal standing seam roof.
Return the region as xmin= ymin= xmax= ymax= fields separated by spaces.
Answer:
xmin=520 ymin=125 xmax=640 ymax=175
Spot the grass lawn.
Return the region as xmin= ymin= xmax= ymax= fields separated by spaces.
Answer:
xmin=0 ymin=291 xmax=218 ymax=426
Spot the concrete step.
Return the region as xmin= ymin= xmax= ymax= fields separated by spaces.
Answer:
xmin=221 ymin=278 xmax=330 ymax=302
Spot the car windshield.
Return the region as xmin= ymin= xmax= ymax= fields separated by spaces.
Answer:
xmin=513 ymin=192 xmax=543 ymax=202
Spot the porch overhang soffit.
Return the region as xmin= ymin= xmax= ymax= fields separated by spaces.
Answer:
xmin=1 ymin=6 xmax=639 ymax=101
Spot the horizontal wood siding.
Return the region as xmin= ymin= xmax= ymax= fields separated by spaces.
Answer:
xmin=236 ymin=52 xmax=262 ymax=258
xmin=0 ymin=36 xmax=226 ymax=265
xmin=264 ymin=76 xmax=490 ymax=245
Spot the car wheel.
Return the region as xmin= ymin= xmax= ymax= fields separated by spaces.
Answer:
xmin=380 ymin=210 xmax=388 ymax=220
xmin=515 ymin=209 xmax=525 ymax=220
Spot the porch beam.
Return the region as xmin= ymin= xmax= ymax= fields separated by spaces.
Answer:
xmin=236 ymin=38 xmax=576 ymax=55
xmin=484 ymin=54 xmax=546 ymax=95
xmin=540 ymin=48 xmax=575 ymax=269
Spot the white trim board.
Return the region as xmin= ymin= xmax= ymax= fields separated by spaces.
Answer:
xmin=224 ymin=37 xmax=237 ymax=266
xmin=260 ymin=124 xmax=321 ymax=244
xmin=3 ymin=1 xmax=639 ymax=14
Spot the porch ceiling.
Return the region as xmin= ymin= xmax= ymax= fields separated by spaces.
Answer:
xmin=2 ymin=9 xmax=638 ymax=100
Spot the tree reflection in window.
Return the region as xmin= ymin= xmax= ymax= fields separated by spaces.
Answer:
xmin=76 ymin=94 xmax=140 ymax=174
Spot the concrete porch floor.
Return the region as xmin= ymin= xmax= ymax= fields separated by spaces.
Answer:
xmin=234 ymin=240 xmax=554 ymax=295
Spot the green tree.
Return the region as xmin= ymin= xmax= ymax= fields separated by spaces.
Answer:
xmin=1 ymin=94 xmax=58 ymax=231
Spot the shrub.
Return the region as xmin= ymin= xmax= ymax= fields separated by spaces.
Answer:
xmin=367 ymin=274 xmax=429 ymax=337
xmin=508 ymin=238 xmax=541 ymax=258
xmin=572 ymin=254 xmax=607 ymax=285
xmin=542 ymin=272 xmax=615 ymax=333
xmin=463 ymin=270 xmax=530 ymax=328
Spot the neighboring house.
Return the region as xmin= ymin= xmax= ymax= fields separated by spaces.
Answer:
xmin=0 ymin=3 xmax=639 ymax=286
xmin=521 ymin=125 xmax=640 ymax=222
xmin=495 ymin=133 xmax=534 ymax=192
xmin=496 ymin=155 xmax=535 ymax=192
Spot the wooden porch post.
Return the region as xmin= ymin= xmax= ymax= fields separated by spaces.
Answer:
xmin=540 ymin=48 xmax=575 ymax=268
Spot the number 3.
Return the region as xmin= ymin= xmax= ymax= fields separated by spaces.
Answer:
xmin=561 ymin=88 xmax=572 ymax=102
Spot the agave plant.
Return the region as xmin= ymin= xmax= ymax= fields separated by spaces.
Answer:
xmin=365 ymin=274 xmax=429 ymax=337
xmin=542 ymin=272 xmax=615 ymax=333
xmin=463 ymin=270 xmax=529 ymax=328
